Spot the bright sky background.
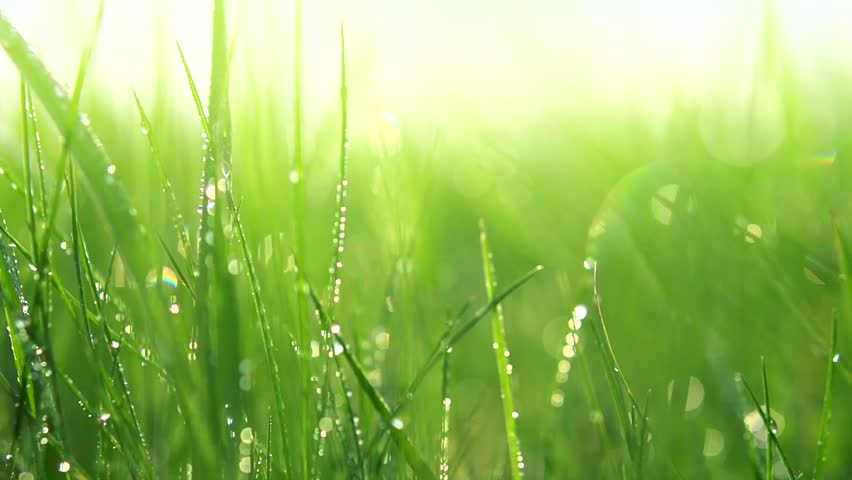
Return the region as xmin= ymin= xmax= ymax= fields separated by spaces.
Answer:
xmin=1 ymin=0 xmax=851 ymax=151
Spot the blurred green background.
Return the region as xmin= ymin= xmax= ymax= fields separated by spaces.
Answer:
xmin=2 ymin=0 xmax=852 ymax=478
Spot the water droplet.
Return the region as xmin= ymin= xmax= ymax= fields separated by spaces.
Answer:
xmin=107 ymin=164 xmax=117 ymax=175
xmin=99 ymin=413 xmax=111 ymax=423
xmin=550 ymin=390 xmax=565 ymax=407
xmin=318 ymin=416 xmax=334 ymax=432
xmin=227 ymin=259 xmax=240 ymax=275
xmin=511 ymin=411 xmax=520 ymax=419
xmin=288 ymin=170 xmax=300 ymax=184
xmin=169 ymin=303 xmax=180 ymax=314
xmin=58 ymin=461 xmax=71 ymax=473
xmin=833 ymin=354 xmax=841 ymax=363
xmin=391 ymin=418 xmax=404 ymax=430
xmin=330 ymin=324 xmax=341 ymax=335
xmin=205 ymin=184 xmax=216 ymax=201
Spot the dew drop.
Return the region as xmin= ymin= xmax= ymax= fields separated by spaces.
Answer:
xmin=288 ymin=170 xmax=300 ymax=184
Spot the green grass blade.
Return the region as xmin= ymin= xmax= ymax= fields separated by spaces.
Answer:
xmin=479 ymin=220 xmax=524 ymax=480
xmin=230 ymin=192 xmax=294 ymax=478
xmin=741 ymin=377 xmax=796 ymax=479
xmin=762 ymin=357 xmax=772 ymax=480
xmin=589 ymin=261 xmax=642 ymax=466
xmin=814 ymin=311 xmax=839 ymax=480
xmin=0 ymin=8 xmax=148 ymax=281
xmin=133 ymin=91 xmax=194 ymax=268
xmin=24 ymin=87 xmax=48 ymax=217
xmin=19 ymin=81 xmax=38 ymax=257
xmin=303 ymin=283 xmax=437 ymax=480
xmin=326 ymin=23 xmax=349 ymax=314
xmin=439 ymin=318 xmax=453 ymax=480
xmin=393 ymin=265 xmax=543 ymax=418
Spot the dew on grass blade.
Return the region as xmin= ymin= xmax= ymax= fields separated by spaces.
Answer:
xmin=288 ymin=169 xmax=300 ymax=184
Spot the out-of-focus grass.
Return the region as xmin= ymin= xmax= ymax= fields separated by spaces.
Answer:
xmin=2 ymin=0 xmax=852 ymax=478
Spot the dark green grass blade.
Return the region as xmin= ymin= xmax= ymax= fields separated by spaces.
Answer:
xmin=741 ymin=377 xmax=796 ymax=479
xmin=814 ymin=311 xmax=839 ymax=480
xmin=479 ymin=220 xmax=523 ymax=480
xmin=304 ymin=283 xmax=437 ymax=480
xmin=761 ymin=358 xmax=772 ymax=480
xmin=0 ymin=7 xmax=148 ymax=281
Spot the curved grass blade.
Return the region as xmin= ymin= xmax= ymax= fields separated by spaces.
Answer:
xmin=0 ymin=8 xmax=148 ymax=281
xmin=589 ymin=261 xmax=644 ymax=466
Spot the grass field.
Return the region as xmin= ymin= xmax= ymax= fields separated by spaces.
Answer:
xmin=1 ymin=1 xmax=851 ymax=478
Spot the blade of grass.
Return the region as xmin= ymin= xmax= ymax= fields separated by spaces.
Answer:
xmin=303 ymin=281 xmax=437 ymax=480
xmin=133 ymin=92 xmax=194 ymax=270
xmin=157 ymin=235 xmax=197 ymax=303
xmin=229 ymin=178 xmax=294 ymax=479
xmin=761 ymin=357 xmax=772 ymax=480
xmin=479 ymin=220 xmax=524 ymax=480
xmin=741 ymin=377 xmax=796 ymax=479
xmin=207 ymin=2 xmax=244 ymax=475
xmin=814 ymin=311 xmax=839 ymax=480
xmin=438 ymin=316 xmax=453 ymax=480
xmin=0 ymin=5 xmax=148 ymax=281
xmin=291 ymin=1 xmax=312 ymax=475
xmin=589 ymin=261 xmax=643 ymax=467
xmin=368 ymin=264 xmax=542 ymax=453
xmin=19 ymin=80 xmax=38 ymax=259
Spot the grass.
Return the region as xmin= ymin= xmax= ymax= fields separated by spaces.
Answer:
xmin=2 ymin=1 xmax=852 ymax=478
